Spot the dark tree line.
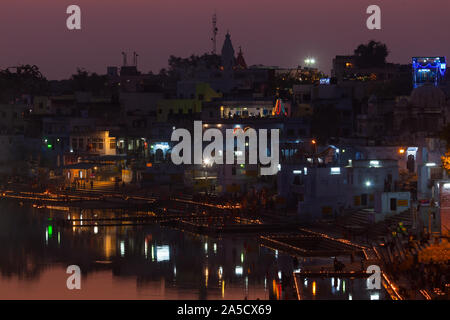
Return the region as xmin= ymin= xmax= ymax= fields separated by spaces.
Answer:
xmin=354 ymin=40 xmax=389 ymax=68
xmin=0 ymin=65 xmax=49 ymax=102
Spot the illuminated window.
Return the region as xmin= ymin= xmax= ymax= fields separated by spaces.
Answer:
xmin=330 ymin=167 xmax=341 ymax=175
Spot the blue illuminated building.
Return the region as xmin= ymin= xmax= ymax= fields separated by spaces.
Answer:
xmin=412 ymin=57 xmax=446 ymax=88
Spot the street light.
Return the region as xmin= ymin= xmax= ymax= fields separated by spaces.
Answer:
xmin=304 ymin=57 xmax=316 ymax=66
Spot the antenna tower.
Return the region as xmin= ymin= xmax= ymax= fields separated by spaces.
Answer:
xmin=211 ymin=13 xmax=218 ymax=54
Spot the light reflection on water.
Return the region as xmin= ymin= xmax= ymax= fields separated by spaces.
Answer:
xmin=0 ymin=201 xmax=384 ymax=300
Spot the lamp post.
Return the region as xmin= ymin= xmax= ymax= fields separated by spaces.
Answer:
xmin=304 ymin=57 xmax=316 ymax=67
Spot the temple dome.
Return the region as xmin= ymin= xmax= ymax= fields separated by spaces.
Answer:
xmin=410 ymin=84 xmax=446 ymax=108
xmin=221 ymin=32 xmax=235 ymax=71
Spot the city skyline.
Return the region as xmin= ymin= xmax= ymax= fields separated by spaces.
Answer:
xmin=0 ymin=0 xmax=449 ymax=79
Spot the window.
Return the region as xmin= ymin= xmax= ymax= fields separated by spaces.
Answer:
xmin=72 ymin=138 xmax=78 ymax=149
xmin=390 ymin=198 xmax=397 ymax=211
xmin=78 ymin=138 xmax=84 ymax=149
xmin=110 ymin=138 xmax=116 ymax=150
xmin=361 ymin=194 xmax=368 ymax=206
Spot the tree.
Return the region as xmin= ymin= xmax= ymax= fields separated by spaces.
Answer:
xmin=0 ymin=64 xmax=48 ymax=102
xmin=354 ymin=40 xmax=388 ymax=68
xmin=70 ymin=68 xmax=108 ymax=94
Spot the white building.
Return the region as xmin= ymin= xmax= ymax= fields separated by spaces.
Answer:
xmin=279 ymin=159 xmax=400 ymax=222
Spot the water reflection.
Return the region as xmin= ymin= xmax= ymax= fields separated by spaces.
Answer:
xmin=0 ymin=201 xmax=384 ymax=300
xmin=297 ymin=276 xmax=384 ymax=300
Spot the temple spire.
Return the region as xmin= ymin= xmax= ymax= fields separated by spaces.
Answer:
xmin=221 ymin=32 xmax=235 ymax=71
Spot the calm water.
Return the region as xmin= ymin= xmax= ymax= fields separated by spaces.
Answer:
xmin=0 ymin=201 xmax=385 ymax=300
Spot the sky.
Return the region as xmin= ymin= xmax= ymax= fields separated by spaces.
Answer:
xmin=0 ymin=0 xmax=449 ymax=80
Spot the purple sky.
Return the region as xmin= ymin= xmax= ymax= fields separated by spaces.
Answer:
xmin=0 ymin=0 xmax=449 ymax=79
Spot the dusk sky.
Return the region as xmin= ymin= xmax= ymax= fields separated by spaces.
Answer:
xmin=1 ymin=0 xmax=449 ymax=79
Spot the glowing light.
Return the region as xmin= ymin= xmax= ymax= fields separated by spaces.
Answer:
xmin=365 ymin=181 xmax=372 ymax=187
xmin=144 ymin=240 xmax=148 ymax=258
xmin=153 ymin=143 xmax=169 ymax=151
xmin=293 ymin=170 xmax=302 ymax=175
xmin=305 ymin=57 xmax=316 ymax=65
xmin=235 ymin=266 xmax=243 ymax=276
xmin=222 ymin=280 xmax=225 ymax=298
xmin=330 ymin=167 xmax=341 ymax=175
xmin=369 ymin=160 xmax=380 ymax=167
xmin=370 ymin=293 xmax=380 ymax=300
xmin=272 ymin=99 xmax=288 ymax=116
xmin=120 ymin=241 xmax=125 ymax=257
xmin=425 ymin=163 xmax=437 ymax=167
xmin=312 ymin=281 xmax=317 ymax=295
xmin=399 ymin=148 xmax=405 ymax=154
xmin=156 ymin=245 xmax=170 ymax=262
